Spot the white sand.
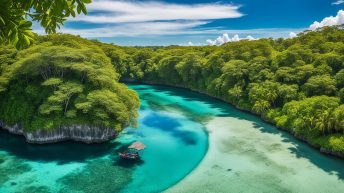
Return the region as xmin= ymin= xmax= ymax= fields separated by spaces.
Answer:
xmin=165 ymin=117 xmax=344 ymax=193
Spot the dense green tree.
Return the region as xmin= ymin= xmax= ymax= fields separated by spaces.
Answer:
xmin=157 ymin=56 xmax=182 ymax=84
xmin=0 ymin=34 xmax=139 ymax=132
xmin=2 ymin=25 xmax=344 ymax=153
xmin=175 ymin=53 xmax=204 ymax=86
xmin=303 ymin=75 xmax=337 ymax=96
xmin=335 ymin=69 xmax=344 ymax=88
xmin=98 ymin=26 xmax=344 ymax=153
xmin=334 ymin=105 xmax=344 ymax=133
xmin=282 ymin=96 xmax=339 ymax=135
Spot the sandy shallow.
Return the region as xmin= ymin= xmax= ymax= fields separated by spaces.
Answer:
xmin=165 ymin=117 xmax=344 ymax=193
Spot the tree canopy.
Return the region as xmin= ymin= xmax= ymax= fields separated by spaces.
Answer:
xmin=1 ymin=25 xmax=344 ymax=153
xmin=95 ymin=25 xmax=344 ymax=153
xmin=0 ymin=34 xmax=139 ymax=132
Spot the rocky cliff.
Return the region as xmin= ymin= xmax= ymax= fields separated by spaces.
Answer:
xmin=0 ymin=121 xmax=117 ymax=144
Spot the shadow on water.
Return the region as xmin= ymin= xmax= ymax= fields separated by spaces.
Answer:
xmin=250 ymin=120 xmax=344 ymax=180
xmin=114 ymin=158 xmax=144 ymax=168
xmin=142 ymin=112 xmax=198 ymax=145
xmin=0 ymin=129 xmax=122 ymax=164
xmin=130 ymin=83 xmax=344 ymax=181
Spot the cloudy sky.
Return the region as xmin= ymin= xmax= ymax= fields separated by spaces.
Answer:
xmin=34 ymin=0 xmax=344 ymax=46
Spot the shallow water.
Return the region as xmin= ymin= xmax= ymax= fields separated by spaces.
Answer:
xmin=1 ymin=84 xmax=344 ymax=193
xmin=0 ymin=84 xmax=208 ymax=193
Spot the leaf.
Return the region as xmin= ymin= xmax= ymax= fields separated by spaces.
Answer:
xmin=0 ymin=16 xmax=5 ymax=25
xmin=77 ymin=4 xmax=82 ymax=14
xmin=82 ymin=0 xmax=92 ymax=3
xmin=80 ymin=4 xmax=87 ymax=15
xmin=70 ymin=10 xmax=76 ymax=17
xmin=23 ymin=35 xmax=31 ymax=46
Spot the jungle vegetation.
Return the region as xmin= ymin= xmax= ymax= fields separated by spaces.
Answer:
xmin=97 ymin=25 xmax=344 ymax=153
xmin=1 ymin=26 xmax=344 ymax=154
xmin=0 ymin=34 xmax=139 ymax=132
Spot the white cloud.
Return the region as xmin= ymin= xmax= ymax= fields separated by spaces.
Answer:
xmin=55 ymin=0 xmax=246 ymax=42
xmin=188 ymin=42 xmax=194 ymax=46
xmin=289 ymin=32 xmax=297 ymax=38
xmin=43 ymin=21 xmax=209 ymax=37
xmin=246 ymin=35 xmax=256 ymax=41
xmin=332 ymin=0 xmax=344 ymax=5
xmin=206 ymin=33 xmax=256 ymax=46
xmin=33 ymin=19 xmax=302 ymax=38
xmin=73 ymin=0 xmax=243 ymax=23
xmin=309 ymin=10 xmax=344 ymax=30
xmin=32 ymin=0 xmax=305 ymax=44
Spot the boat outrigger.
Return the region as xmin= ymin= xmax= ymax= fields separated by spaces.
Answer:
xmin=119 ymin=141 xmax=146 ymax=160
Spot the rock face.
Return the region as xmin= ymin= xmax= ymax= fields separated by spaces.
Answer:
xmin=0 ymin=121 xmax=117 ymax=144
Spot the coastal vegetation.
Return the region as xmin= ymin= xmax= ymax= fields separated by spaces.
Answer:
xmin=0 ymin=35 xmax=139 ymax=132
xmin=1 ymin=26 xmax=344 ymax=155
xmin=97 ymin=25 xmax=344 ymax=154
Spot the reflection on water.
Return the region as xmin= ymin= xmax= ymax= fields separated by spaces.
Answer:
xmin=0 ymin=131 xmax=121 ymax=164
xmin=1 ymin=84 xmax=344 ymax=193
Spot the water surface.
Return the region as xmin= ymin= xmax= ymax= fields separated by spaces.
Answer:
xmin=1 ymin=84 xmax=344 ymax=193
xmin=0 ymin=84 xmax=209 ymax=193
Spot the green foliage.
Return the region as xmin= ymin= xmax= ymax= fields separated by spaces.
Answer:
xmin=0 ymin=34 xmax=139 ymax=132
xmin=95 ymin=26 xmax=344 ymax=153
xmin=0 ymin=0 xmax=91 ymax=49
xmin=303 ymin=75 xmax=337 ymax=96
xmin=1 ymin=26 xmax=344 ymax=153
xmin=281 ymin=96 xmax=339 ymax=136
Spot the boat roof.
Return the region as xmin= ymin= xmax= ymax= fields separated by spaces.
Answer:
xmin=128 ymin=141 xmax=146 ymax=150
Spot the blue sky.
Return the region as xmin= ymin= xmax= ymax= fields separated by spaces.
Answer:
xmin=34 ymin=0 xmax=344 ymax=46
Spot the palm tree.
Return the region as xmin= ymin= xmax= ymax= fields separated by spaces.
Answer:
xmin=253 ymin=100 xmax=270 ymax=114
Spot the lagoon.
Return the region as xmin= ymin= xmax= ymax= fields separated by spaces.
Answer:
xmin=1 ymin=84 xmax=344 ymax=193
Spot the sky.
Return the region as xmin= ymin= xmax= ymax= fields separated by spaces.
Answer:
xmin=33 ymin=0 xmax=344 ymax=46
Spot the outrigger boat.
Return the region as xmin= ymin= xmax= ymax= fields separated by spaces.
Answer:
xmin=118 ymin=141 xmax=146 ymax=160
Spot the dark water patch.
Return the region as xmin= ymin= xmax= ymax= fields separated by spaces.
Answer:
xmin=288 ymin=145 xmax=344 ymax=180
xmin=142 ymin=112 xmax=198 ymax=145
xmin=132 ymin=84 xmax=233 ymax=117
xmin=16 ymin=185 xmax=51 ymax=193
xmin=115 ymin=157 xmax=144 ymax=168
xmin=111 ymin=144 xmax=144 ymax=168
xmin=164 ymin=104 xmax=214 ymax=124
xmin=142 ymin=112 xmax=181 ymax=131
xmin=146 ymin=100 xmax=213 ymax=124
xmin=0 ymin=155 xmax=32 ymax=184
xmin=266 ymin=143 xmax=284 ymax=153
xmin=146 ymin=86 xmax=243 ymax=117
xmin=0 ymin=156 xmax=4 ymax=164
xmin=0 ymin=130 xmax=122 ymax=164
xmin=58 ymin=159 xmax=133 ymax=193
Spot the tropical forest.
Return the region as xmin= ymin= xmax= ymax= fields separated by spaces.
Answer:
xmin=1 ymin=0 xmax=344 ymax=193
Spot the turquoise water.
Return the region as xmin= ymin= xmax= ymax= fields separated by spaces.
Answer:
xmin=0 ymin=84 xmax=208 ymax=193
xmin=1 ymin=84 xmax=344 ymax=193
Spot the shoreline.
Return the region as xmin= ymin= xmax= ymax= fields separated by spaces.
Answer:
xmin=165 ymin=116 xmax=344 ymax=193
xmin=124 ymin=80 xmax=344 ymax=159
xmin=1 ymin=80 xmax=342 ymax=158
xmin=0 ymin=121 xmax=117 ymax=144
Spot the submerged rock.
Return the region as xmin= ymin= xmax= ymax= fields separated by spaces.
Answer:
xmin=0 ymin=121 xmax=116 ymax=144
